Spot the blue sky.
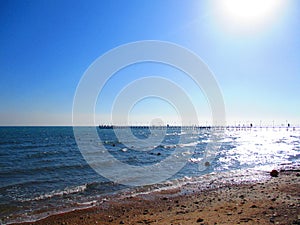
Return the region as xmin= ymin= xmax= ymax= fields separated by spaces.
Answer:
xmin=0 ymin=0 xmax=299 ymax=126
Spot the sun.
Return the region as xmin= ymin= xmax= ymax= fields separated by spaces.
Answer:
xmin=213 ymin=0 xmax=287 ymax=32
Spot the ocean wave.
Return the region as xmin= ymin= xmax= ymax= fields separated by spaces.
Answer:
xmin=0 ymin=163 xmax=88 ymax=177
xmin=20 ymin=184 xmax=88 ymax=202
xmin=189 ymin=157 xmax=203 ymax=163
xmin=177 ymin=141 xmax=199 ymax=147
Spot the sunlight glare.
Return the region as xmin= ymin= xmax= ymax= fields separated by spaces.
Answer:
xmin=214 ymin=0 xmax=287 ymax=32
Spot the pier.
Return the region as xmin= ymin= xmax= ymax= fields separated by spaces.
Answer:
xmin=98 ymin=125 xmax=299 ymax=131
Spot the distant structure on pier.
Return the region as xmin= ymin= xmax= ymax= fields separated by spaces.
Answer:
xmin=98 ymin=123 xmax=298 ymax=130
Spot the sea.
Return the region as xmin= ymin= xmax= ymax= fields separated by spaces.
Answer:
xmin=0 ymin=126 xmax=299 ymax=224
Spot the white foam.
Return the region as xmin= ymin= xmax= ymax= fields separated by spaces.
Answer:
xmin=22 ymin=184 xmax=88 ymax=202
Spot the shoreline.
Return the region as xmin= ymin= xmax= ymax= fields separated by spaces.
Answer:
xmin=14 ymin=169 xmax=300 ymax=225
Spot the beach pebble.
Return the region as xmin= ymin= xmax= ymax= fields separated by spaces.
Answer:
xmin=240 ymin=218 xmax=252 ymax=222
xmin=270 ymin=170 xmax=279 ymax=177
xmin=197 ymin=218 xmax=204 ymax=222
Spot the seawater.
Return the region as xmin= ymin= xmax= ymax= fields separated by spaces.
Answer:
xmin=0 ymin=126 xmax=299 ymax=224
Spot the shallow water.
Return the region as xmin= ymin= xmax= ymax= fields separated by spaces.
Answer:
xmin=0 ymin=126 xmax=299 ymax=224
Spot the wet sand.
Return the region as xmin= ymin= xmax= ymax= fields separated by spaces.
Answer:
xmin=17 ymin=170 xmax=300 ymax=225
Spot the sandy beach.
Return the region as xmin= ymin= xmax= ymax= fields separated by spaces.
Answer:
xmin=16 ymin=169 xmax=300 ymax=225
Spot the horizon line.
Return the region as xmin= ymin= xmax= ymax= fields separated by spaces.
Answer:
xmin=1 ymin=125 xmax=299 ymax=128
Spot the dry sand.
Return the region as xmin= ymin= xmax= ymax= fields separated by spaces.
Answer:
xmin=16 ymin=170 xmax=300 ymax=225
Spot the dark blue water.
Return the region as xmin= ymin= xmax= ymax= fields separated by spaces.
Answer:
xmin=0 ymin=126 xmax=299 ymax=224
